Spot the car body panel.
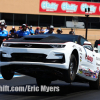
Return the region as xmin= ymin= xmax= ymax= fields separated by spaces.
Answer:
xmin=0 ymin=34 xmax=100 ymax=82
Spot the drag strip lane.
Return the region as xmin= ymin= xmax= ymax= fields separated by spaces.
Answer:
xmin=0 ymin=75 xmax=99 ymax=100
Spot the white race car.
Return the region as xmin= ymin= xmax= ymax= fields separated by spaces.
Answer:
xmin=0 ymin=34 xmax=100 ymax=89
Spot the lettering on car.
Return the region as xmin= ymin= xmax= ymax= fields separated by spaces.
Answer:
xmin=87 ymin=55 xmax=93 ymax=62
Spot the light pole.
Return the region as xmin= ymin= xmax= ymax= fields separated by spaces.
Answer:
xmin=85 ymin=7 xmax=90 ymax=40
xmin=72 ymin=17 xmax=78 ymax=35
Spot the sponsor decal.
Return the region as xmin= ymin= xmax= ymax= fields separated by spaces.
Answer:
xmin=80 ymin=56 xmax=82 ymax=59
xmin=40 ymin=0 xmax=100 ymax=15
xmin=99 ymin=6 xmax=100 ymax=12
xmin=80 ymin=56 xmax=82 ymax=62
xmin=80 ymin=55 xmax=82 ymax=62
xmin=78 ymin=66 xmax=99 ymax=78
xmin=61 ymin=2 xmax=78 ymax=12
xmin=86 ymin=55 xmax=93 ymax=62
xmin=97 ymin=67 xmax=99 ymax=71
xmin=81 ymin=3 xmax=97 ymax=13
xmin=41 ymin=1 xmax=59 ymax=11
xmin=80 ymin=53 xmax=82 ymax=55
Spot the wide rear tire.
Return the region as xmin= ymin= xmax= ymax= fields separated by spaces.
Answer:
xmin=65 ymin=54 xmax=77 ymax=83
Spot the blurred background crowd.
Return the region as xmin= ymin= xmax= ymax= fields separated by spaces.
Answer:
xmin=0 ymin=20 xmax=65 ymax=40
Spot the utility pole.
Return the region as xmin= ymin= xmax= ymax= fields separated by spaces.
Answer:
xmin=85 ymin=7 xmax=90 ymax=40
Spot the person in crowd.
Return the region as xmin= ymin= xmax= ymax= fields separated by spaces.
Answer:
xmin=44 ymin=26 xmax=49 ymax=33
xmin=8 ymin=26 xmax=17 ymax=39
xmin=5 ymin=25 xmax=7 ymax=29
xmin=26 ymin=24 xmax=29 ymax=32
xmin=8 ymin=30 xmax=18 ymax=40
xmin=18 ymin=26 xmax=22 ymax=31
xmin=0 ymin=23 xmax=8 ymax=36
xmin=45 ymin=25 xmax=55 ymax=34
xmin=57 ymin=28 xmax=63 ymax=34
xmin=39 ymin=26 xmax=44 ymax=34
xmin=27 ymin=27 xmax=29 ymax=31
xmin=9 ymin=26 xmax=16 ymax=35
xmin=69 ymin=28 xmax=75 ymax=35
xmin=0 ymin=23 xmax=8 ymax=44
xmin=29 ymin=25 xmax=34 ymax=35
xmin=35 ymin=27 xmax=40 ymax=35
xmin=16 ymin=24 xmax=30 ymax=38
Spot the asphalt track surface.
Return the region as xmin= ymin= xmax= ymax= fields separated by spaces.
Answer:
xmin=0 ymin=73 xmax=100 ymax=100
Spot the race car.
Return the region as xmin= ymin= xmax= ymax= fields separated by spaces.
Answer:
xmin=0 ymin=34 xmax=100 ymax=89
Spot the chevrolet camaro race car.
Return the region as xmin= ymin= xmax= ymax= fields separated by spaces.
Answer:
xmin=0 ymin=34 xmax=100 ymax=89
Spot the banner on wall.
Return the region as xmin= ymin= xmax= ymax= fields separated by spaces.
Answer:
xmin=39 ymin=0 xmax=100 ymax=15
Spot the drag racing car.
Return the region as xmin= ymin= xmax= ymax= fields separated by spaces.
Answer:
xmin=0 ymin=34 xmax=100 ymax=89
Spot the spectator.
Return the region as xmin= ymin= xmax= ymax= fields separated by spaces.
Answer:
xmin=4 ymin=25 xmax=8 ymax=32
xmin=39 ymin=26 xmax=44 ymax=34
xmin=8 ymin=30 xmax=18 ymax=40
xmin=45 ymin=25 xmax=55 ymax=34
xmin=57 ymin=28 xmax=62 ymax=34
xmin=0 ymin=23 xmax=8 ymax=36
xmin=26 ymin=25 xmax=29 ymax=32
xmin=9 ymin=26 xmax=16 ymax=35
xmin=16 ymin=24 xmax=30 ymax=38
xmin=44 ymin=26 xmax=49 ymax=33
xmin=18 ymin=26 xmax=22 ymax=31
xmin=0 ymin=23 xmax=8 ymax=44
xmin=29 ymin=25 xmax=34 ymax=35
xmin=35 ymin=27 xmax=40 ymax=35
xmin=5 ymin=25 xmax=7 ymax=29
xmin=69 ymin=28 xmax=75 ymax=35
